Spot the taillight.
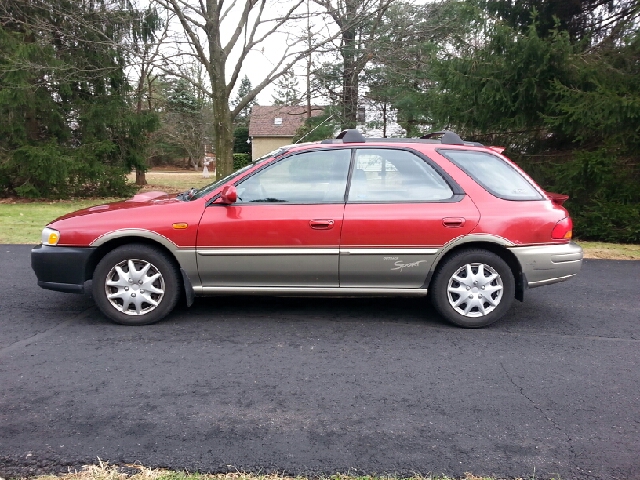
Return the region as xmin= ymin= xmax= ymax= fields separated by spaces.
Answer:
xmin=552 ymin=217 xmax=573 ymax=240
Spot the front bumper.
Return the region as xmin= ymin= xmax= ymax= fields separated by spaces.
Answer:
xmin=31 ymin=244 xmax=97 ymax=293
xmin=509 ymin=242 xmax=583 ymax=288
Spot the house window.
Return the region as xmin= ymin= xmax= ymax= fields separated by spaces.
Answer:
xmin=274 ymin=117 xmax=283 ymax=125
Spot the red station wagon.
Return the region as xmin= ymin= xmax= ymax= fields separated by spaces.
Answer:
xmin=31 ymin=130 xmax=583 ymax=328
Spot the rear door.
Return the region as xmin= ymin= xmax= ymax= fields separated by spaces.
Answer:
xmin=340 ymin=148 xmax=480 ymax=288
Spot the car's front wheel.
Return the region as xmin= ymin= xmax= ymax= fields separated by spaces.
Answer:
xmin=92 ymin=244 xmax=180 ymax=325
xmin=430 ymin=249 xmax=515 ymax=328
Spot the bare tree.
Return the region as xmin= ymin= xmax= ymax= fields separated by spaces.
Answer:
xmin=147 ymin=0 xmax=291 ymax=178
xmin=148 ymin=74 xmax=212 ymax=171
xmin=149 ymin=0 xmax=378 ymax=179
xmin=313 ymin=0 xmax=395 ymax=129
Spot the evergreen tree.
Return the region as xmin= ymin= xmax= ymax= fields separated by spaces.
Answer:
xmin=233 ymin=126 xmax=251 ymax=155
xmin=363 ymin=0 xmax=475 ymax=135
xmin=293 ymin=106 xmax=342 ymax=143
xmin=423 ymin=6 xmax=640 ymax=242
xmin=479 ymin=0 xmax=637 ymax=44
xmin=232 ymin=75 xmax=256 ymax=126
xmin=0 ymin=0 xmax=159 ymax=198
xmin=272 ymin=70 xmax=302 ymax=106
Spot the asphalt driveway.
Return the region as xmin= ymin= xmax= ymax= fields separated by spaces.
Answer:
xmin=0 ymin=245 xmax=638 ymax=479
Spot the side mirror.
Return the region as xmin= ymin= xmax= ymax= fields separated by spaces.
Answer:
xmin=220 ymin=185 xmax=237 ymax=204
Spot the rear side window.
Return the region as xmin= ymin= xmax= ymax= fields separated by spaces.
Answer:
xmin=439 ymin=149 xmax=542 ymax=201
xmin=348 ymin=149 xmax=454 ymax=203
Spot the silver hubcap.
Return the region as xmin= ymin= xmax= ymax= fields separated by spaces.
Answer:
xmin=447 ymin=263 xmax=503 ymax=317
xmin=104 ymin=259 xmax=165 ymax=316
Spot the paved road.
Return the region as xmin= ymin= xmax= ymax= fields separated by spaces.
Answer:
xmin=1 ymin=245 xmax=638 ymax=480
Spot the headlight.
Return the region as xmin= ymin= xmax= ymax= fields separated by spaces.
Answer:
xmin=41 ymin=227 xmax=60 ymax=245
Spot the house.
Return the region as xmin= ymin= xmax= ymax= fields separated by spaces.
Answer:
xmin=248 ymin=105 xmax=323 ymax=159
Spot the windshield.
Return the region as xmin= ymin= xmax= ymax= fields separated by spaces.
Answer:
xmin=188 ymin=155 xmax=274 ymax=200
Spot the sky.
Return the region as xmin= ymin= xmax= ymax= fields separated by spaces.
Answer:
xmin=148 ymin=0 xmax=338 ymax=105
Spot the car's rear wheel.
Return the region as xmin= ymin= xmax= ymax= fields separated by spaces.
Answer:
xmin=430 ymin=249 xmax=515 ymax=328
xmin=93 ymin=244 xmax=180 ymax=325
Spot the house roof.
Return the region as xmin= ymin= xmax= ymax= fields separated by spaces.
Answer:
xmin=249 ymin=105 xmax=324 ymax=137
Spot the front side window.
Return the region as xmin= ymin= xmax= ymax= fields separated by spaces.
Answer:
xmin=439 ymin=149 xmax=542 ymax=201
xmin=348 ymin=149 xmax=454 ymax=203
xmin=191 ymin=160 xmax=263 ymax=200
xmin=236 ymin=149 xmax=351 ymax=204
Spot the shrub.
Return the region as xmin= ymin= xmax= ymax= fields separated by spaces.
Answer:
xmin=233 ymin=153 xmax=251 ymax=170
xmin=517 ymin=148 xmax=640 ymax=243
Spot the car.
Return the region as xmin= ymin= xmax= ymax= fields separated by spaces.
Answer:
xmin=31 ymin=129 xmax=583 ymax=328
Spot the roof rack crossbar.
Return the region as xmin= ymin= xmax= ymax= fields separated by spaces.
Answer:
xmin=336 ymin=129 xmax=366 ymax=143
xmin=420 ymin=131 xmax=465 ymax=145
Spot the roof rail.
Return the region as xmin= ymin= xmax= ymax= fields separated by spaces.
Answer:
xmin=319 ymin=128 xmax=483 ymax=146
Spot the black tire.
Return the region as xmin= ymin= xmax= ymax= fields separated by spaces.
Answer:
xmin=430 ymin=249 xmax=515 ymax=328
xmin=92 ymin=244 xmax=181 ymax=326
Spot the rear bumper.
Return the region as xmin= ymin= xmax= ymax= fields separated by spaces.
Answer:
xmin=31 ymin=244 xmax=96 ymax=293
xmin=509 ymin=242 xmax=583 ymax=288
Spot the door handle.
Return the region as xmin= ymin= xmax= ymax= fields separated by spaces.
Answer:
xmin=309 ymin=219 xmax=335 ymax=230
xmin=442 ymin=217 xmax=465 ymax=227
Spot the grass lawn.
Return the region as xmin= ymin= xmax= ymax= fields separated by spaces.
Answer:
xmin=0 ymin=199 xmax=121 ymax=244
xmin=0 ymin=169 xmax=215 ymax=244
xmin=26 ymin=462 xmax=502 ymax=480
xmin=573 ymin=240 xmax=640 ymax=260
xmin=127 ymin=170 xmax=213 ymax=194
xmin=0 ymin=169 xmax=638 ymax=260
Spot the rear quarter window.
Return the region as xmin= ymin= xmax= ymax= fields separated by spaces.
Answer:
xmin=439 ymin=149 xmax=543 ymax=201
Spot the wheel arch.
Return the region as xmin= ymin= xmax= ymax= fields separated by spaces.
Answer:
xmin=86 ymin=230 xmax=195 ymax=305
xmin=427 ymin=236 xmax=525 ymax=302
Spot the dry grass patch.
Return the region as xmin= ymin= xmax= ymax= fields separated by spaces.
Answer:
xmin=127 ymin=170 xmax=213 ymax=195
xmin=4 ymin=461 xmax=529 ymax=480
xmin=577 ymin=240 xmax=640 ymax=260
xmin=3 ymin=460 xmax=564 ymax=480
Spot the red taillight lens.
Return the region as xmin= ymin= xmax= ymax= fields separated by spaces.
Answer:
xmin=552 ymin=217 xmax=573 ymax=240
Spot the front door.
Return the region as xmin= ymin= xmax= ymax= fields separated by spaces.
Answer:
xmin=197 ymin=148 xmax=351 ymax=287
xmin=340 ymin=148 xmax=480 ymax=288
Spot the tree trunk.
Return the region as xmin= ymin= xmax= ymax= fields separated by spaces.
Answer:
xmin=342 ymin=53 xmax=359 ymax=129
xmin=340 ymin=7 xmax=358 ymax=130
xmin=135 ymin=66 xmax=147 ymax=186
xmin=134 ymin=166 xmax=147 ymax=185
xmin=214 ymin=113 xmax=234 ymax=180
xmin=212 ymin=93 xmax=234 ymax=180
xmin=205 ymin=0 xmax=234 ymax=181
xmin=135 ymin=169 xmax=147 ymax=185
xmin=382 ymin=102 xmax=387 ymax=137
xmin=306 ymin=0 xmax=312 ymax=119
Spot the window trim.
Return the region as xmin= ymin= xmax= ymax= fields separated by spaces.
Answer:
xmin=437 ymin=148 xmax=544 ymax=202
xmin=346 ymin=146 xmax=465 ymax=205
xmin=231 ymin=147 xmax=353 ymax=205
xmin=208 ymin=145 xmax=469 ymax=206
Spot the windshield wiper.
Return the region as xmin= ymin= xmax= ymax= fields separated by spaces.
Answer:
xmin=176 ymin=187 xmax=197 ymax=201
